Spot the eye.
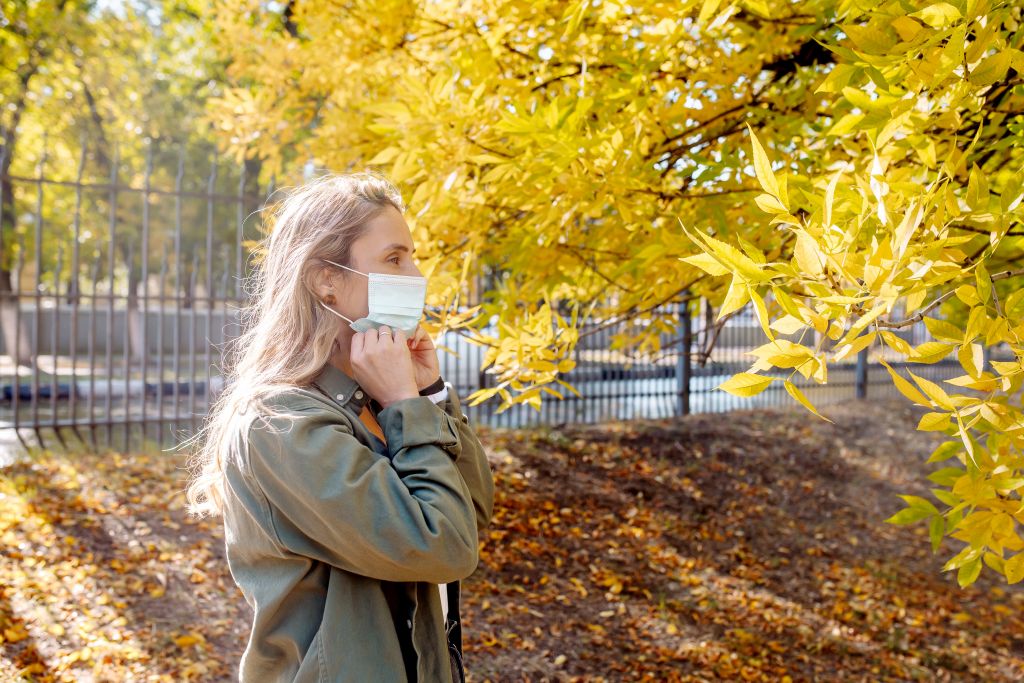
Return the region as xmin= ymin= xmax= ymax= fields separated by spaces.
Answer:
xmin=389 ymin=255 xmax=401 ymax=265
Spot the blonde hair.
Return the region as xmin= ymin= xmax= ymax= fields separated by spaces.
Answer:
xmin=182 ymin=170 xmax=407 ymax=519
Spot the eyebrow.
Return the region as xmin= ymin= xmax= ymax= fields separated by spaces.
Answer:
xmin=383 ymin=243 xmax=416 ymax=255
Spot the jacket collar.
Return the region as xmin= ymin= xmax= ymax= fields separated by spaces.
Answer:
xmin=310 ymin=362 xmax=382 ymax=414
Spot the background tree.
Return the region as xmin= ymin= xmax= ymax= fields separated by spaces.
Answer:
xmin=1 ymin=0 xmax=253 ymax=309
xmin=206 ymin=0 xmax=1024 ymax=587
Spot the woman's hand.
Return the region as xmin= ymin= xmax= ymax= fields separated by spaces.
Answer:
xmin=349 ymin=325 xmax=419 ymax=408
xmin=407 ymin=324 xmax=441 ymax=391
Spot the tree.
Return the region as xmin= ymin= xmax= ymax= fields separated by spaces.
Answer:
xmin=1 ymin=0 xmax=248 ymax=307
xmin=206 ymin=0 xmax=1024 ymax=587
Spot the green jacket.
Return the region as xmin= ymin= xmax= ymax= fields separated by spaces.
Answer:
xmin=221 ymin=362 xmax=495 ymax=682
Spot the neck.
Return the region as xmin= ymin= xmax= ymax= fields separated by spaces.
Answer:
xmin=329 ymin=335 xmax=356 ymax=379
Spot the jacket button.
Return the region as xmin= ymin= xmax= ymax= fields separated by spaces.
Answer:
xmin=355 ymin=390 xmax=364 ymax=399
xmin=336 ymin=393 xmax=344 ymax=400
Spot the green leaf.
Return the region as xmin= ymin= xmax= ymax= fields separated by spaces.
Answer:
xmin=929 ymin=515 xmax=945 ymax=552
xmin=885 ymin=506 xmax=933 ymax=525
xmin=957 ymin=556 xmax=982 ymax=587
xmin=927 ymin=466 xmax=963 ymax=486
xmin=926 ymin=440 xmax=963 ymax=464
xmin=969 ymin=50 xmax=1012 ymax=87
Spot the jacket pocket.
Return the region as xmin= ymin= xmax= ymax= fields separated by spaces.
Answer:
xmin=293 ymin=627 xmax=325 ymax=683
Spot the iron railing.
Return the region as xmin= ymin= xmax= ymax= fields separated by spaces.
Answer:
xmin=0 ymin=136 xmax=978 ymax=459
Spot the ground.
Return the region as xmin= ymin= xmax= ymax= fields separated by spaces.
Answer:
xmin=1 ymin=397 xmax=1021 ymax=682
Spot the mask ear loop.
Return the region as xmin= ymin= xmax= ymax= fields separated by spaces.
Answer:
xmin=318 ymin=258 xmax=367 ymax=326
xmin=321 ymin=258 xmax=368 ymax=278
xmin=318 ymin=298 xmax=356 ymax=325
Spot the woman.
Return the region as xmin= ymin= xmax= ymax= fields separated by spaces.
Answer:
xmin=184 ymin=171 xmax=495 ymax=683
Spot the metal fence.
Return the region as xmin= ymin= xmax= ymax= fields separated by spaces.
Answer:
xmin=0 ymin=136 xmax=977 ymax=459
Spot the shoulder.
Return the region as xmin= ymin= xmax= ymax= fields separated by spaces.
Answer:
xmin=240 ymin=385 xmax=356 ymax=453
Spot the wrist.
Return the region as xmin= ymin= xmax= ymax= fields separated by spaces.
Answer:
xmin=380 ymin=388 xmax=420 ymax=409
xmin=417 ymin=375 xmax=445 ymax=395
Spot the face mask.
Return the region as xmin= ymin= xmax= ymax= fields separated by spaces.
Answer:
xmin=318 ymin=258 xmax=427 ymax=335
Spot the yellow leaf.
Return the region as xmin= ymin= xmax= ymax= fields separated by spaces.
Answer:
xmin=923 ymin=316 xmax=963 ymax=343
xmin=698 ymin=0 xmax=723 ymax=26
xmin=918 ymin=411 xmax=952 ymax=431
xmin=678 ymin=218 xmax=765 ymax=282
xmin=746 ymin=125 xmax=781 ymax=199
xmin=880 ymin=358 xmax=931 ymax=406
xmin=717 ymin=275 xmax=751 ymax=320
xmin=366 ymin=146 xmax=400 ymax=165
xmin=909 ymin=341 xmax=955 ymax=364
xmin=911 ymin=2 xmax=961 ymax=28
xmin=793 ymin=230 xmax=824 ymax=277
xmin=955 ymin=284 xmax=980 ymax=306
xmin=1006 ymin=552 xmax=1024 ymax=584
xmin=909 ymin=370 xmax=956 ymax=410
xmin=769 ymin=314 xmax=806 ymax=335
xmin=824 ymin=168 xmax=843 ymax=229
xmin=754 ymin=193 xmax=788 ymax=214
xmin=880 ymin=330 xmax=914 ymax=355
xmin=718 ymin=372 xmax=774 ymax=397
xmin=748 ymin=338 xmax=814 ymax=368
xmin=784 ymin=379 xmax=833 ymax=422
xmin=840 ymin=304 xmax=887 ymax=344
xmin=748 ymin=284 xmax=775 ymax=341
xmin=834 ymin=330 xmax=877 ymax=362
xmin=969 ymin=50 xmax=1012 ymax=87
xmin=891 ymin=16 xmax=924 ymax=42
xmin=957 ymin=342 xmax=984 ymax=379
xmin=680 ymin=252 xmax=730 ymax=277
xmin=174 ymin=632 xmax=206 ymax=648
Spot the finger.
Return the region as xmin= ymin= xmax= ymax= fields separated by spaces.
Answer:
xmin=392 ymin=327 xmax=407 ymax=346
xmin=410 ymin=325 xmax=426 ymax=347
xmin=351 ymin=331 xmax=365 ymax=355
xmin=358 ymin=329 xmax=375 ymax=354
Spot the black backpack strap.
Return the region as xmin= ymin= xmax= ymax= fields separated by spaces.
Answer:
xmin=445 ymin=580 xmax=465 ymax=682
xmin=444 ymin=579 xmax=462 ymax=655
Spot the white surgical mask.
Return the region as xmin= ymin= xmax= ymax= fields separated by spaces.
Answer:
xmin=318 ymin=258 xmax=427 ymax=335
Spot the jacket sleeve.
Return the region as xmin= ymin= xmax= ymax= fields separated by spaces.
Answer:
xmin=435 ymin=381 xmax=495 ymax=536
xmin=244 ymin=395 xmax=482 ymax=584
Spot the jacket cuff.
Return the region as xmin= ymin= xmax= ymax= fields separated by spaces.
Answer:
xmin=377 ymin=395 xmax=462 ymax=460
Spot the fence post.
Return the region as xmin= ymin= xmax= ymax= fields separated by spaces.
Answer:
xmin=855 ymin=346 xmax=868 ymax=399
xmin=677 ymin=294 xmax=691 ymax=416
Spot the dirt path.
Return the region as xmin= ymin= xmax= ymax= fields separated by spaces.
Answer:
xmin=2 ymin=397 xmax=1021 ymax=681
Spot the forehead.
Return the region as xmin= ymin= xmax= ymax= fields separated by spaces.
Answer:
xmin=356 ymin=205 xmax=415 ymax=253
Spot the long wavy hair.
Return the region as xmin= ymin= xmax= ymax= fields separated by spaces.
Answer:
xmin=183 ymin=170 xmax=406 ymax=519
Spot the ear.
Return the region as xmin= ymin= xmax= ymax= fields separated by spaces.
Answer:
xmin=310 ymin=261 xmax=337 ymax=300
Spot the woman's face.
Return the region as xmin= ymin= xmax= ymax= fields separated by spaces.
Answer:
xmin=324 ymin=204 xmax=423 ymax=337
